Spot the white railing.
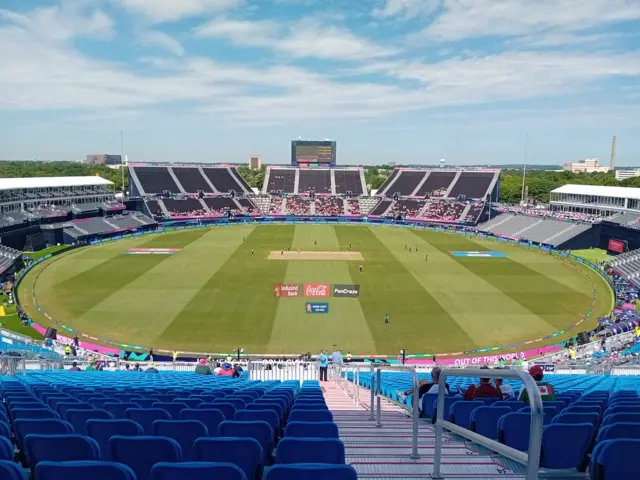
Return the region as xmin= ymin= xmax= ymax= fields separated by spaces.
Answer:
xmin=339 ymin=363 xmax=421 ymax=460
xmin=432 ymin=368 xmax=544 ymax=480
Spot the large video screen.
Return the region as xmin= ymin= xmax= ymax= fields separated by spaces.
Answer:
xmin=291 ymin=141 xmax=336 ymax=166
xmin=608 ymin=239 xmax=626 ymax=253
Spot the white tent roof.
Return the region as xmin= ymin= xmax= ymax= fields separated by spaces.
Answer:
xmin=0 ymin=176 xmax=113 ymax=192
xmin=551 ymin=184 xmax=640 ymax=201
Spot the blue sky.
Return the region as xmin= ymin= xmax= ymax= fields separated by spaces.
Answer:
xmin=1 ymin=0 xmax=639 ymax=166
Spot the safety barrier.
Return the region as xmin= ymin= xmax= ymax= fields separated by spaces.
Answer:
xmin=432 ymin=368 xmax=544 ymax=480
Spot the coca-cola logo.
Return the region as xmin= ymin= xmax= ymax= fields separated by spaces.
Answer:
xmin=304 ymin=283 xmax=330 ymax=297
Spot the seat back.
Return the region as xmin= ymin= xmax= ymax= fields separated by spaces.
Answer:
xmin=0 ymin=437 xmax=13 ymax=461
xmin=603 ymin=412 xmax=640 ymax=426
xmin=540 ymin=423 xmax=593 ymax=469
xmin=204 ymin=402 xmax=236 ymax=420
xmin=65 ymin=409 xmax=114 ymax=435
xmin=35 ymin=461 xmax=136 ymax=480
xmin=24 ymin=434 xmax=100 ymax=469
xmin=152 ymin=420 xmax=208 ymax=462
xmin=265 ymin=464 xmax=358 ymax=480
xmin=13 ymin=418 xmax=73 ymax=452
xmin=275 ymin=438 xmax=345 ymax=464
xmin=288 ymin=410 xmax=333 ymax=422
xmin=493 ymin=401 xmax=525 ymax=412
xmin=236 ymin=410 xmax=280 ymax=434
xmin=125 ymin=408 xmax=171 ymax=435
xmin=109 ymin=436 xmax=182 ymax=480
xmin=219 ymin=420 xmax=274 ymax=458
xmin=86 ymin=419 xmax=144 ymax=461
xmin=590 ymin=438 xmax=639 ymax=480
xmin=433 ymin=397 xmax=462 ymax=422
xmin=150 ymin=461 xmax=246 ymax=480
xmin=104 ymin=403 xmax=139 ymax=419
xmin=194 ymin=437 xmax=263 ymax=480
xmin=284 ymin=421 xmax=339 ymax=438
xmin=12 ymin=408 xmax=58 ymax=421
xmin=596 ymin=422 xmax=640 ymax=443
xmin=498 ymin=413 xmax=531 ymax=451
xmin=0 ymin=459 xmax=26 ymax=480
xmin=450 ymin=401 xmax=483 ymax=430
xmin=552 ymin=412 xmax=600 ymax=428
xmin=179 ymin=409 xmax=224 ymax=436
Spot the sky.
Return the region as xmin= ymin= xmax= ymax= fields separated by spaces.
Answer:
xmin=1 ymin=0 xmax=639 ymax=166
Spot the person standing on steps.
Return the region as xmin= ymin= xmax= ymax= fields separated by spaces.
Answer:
xmin=318 ymin=350 xmax=329 ymax=382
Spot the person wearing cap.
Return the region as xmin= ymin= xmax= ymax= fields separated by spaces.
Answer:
xmin=519 ymin=365 xmax=555 ymax=405
xmin=145 ymin=362 xmax=159 ymax=374
xmin=494 ymin=377 xmax=515 ymax=400
xmin=195 ymin=358 xmax=212 ymax=375
xmin=463 ymin=365 xmax=502 ymax=400
xmin=216 ymin=362 xmax=234 ymax=376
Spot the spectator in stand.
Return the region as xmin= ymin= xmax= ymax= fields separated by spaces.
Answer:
xmin=519 ymin=365 xmax=555 ymax=404
xmin=215 ymin=362 xmax=234 ymax=377
xmin=194 ymin=358 xmax=212 ymax=375
xmin=396 ymin=367 xmax=450 ymax=409
xmin=494 ymin=376 xmax=514 ymax=400
xmin=318 ymin=350 xmax=329 ymax=382
xmin=145 ymin=362 xmax=159 ymax=374
xmin=69 ymin=361 xmax=81 ymax=372
xmin=463 ymin=366 xmax=502 ymax=400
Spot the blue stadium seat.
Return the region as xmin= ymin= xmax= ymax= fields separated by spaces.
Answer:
xmin=109 ymin=436 xmax=182 ymax=480
xmin=291 ymin=403 xmax=328 ymax=411
xmin=257 ymin=398 xmax=288 ymax=413
xmin=35 ymin=461 xmax=136 ymax=480
xmin=284 ymin=421 xmax=339 ymax=439
xmin=498 ymin=413 xmax=531 ymax=451
xmin=152 ymin=420 xmax=208 ymax=462
xmin=24 ymin=434 xmax=100 ymax=469
xmin=219 ymin=420 xmax=274 ymax=460
xmin=125 ymin=408 xmax=171 ymax=435
xmin=86 ymin=419 xmax=144 ymax=461
xmin=471 ymin=407 xmax=510 ymax=440
xmin=104 ymin=403 xmax=139 ymax=419
xmin=0 ymin=437 xmax=13 ymax=461
xmin=152 ymin=402 xmax=188 ymax=420
xmin=89 ymin=398 xmax=117 ymax=409
xmin=13 ymin=418 xmax=73 ymax=453
xmin=605 ymin=405 xmax=640 ymax=415
xmin=236 ymin=410 xmax=280 ymax=436
xmin=0 ymin=460 xmax=26 ymax=480
xmin=64 ymin=409 xmax=114 ymax=435
xmin=194 ymin=437 xmax=263 ymax=480
xmin=590 ymin=438 xmax=639 ymax=480
xmin=602 ymin=412 xmax=640 ymax=426
xmin=552 ymin=412 xmax=600 ymax=428
xmin=421 ymin=393 xmax=440 ymax=417
xmin=450 ymin=401 xmax=483 ymax=430
xmin=247 ymin=403 xmax=284 ymax=422
xmin=540 ymin=423 xmax=593 ymax=469
xmin=266 ymin=464 xmax=357 ymax=480
xmin=288 ymin=410 xmax=333 ymax=423
xmin=150 ymin=395 xmax=177 ymax=403
xmin=433 ymin=397 xmax=462 ymax=422
xmin=493 ymin=401 xmax=525 ymax=412
xmin=174 ymin=398 xmax=203 ymax=409
xmin=275 ymin=438 xmax=345 ymax=464
xmin=12 ymin=408 xmax=58 ymax=421
xmin=518 ymin=406 xmax=558 ymax=425
xmin=205 ymin=402 xmax=236 ymax=420
xmin=0 ymin=422 xmax=10 ymax=440
xmin=179 ymin=409 xmax=224 ymax=436
xmin=132 ymin=399 xmax=157 ymax=409
xmin=151 ymin=462 xmax=246 ymax=480
xmin=596 ymin=422 xmax=640 ymax=443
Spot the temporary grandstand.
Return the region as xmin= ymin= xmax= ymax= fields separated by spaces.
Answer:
xmin=128 ymin=163 xmax=258 ymax=219
xmin=609 ymin=249 xmax=640 ymax=284
xmin=550 ymin=184 xmax=640 ymax=217
xmin=262 ymin=166 xmax=366 ymax=196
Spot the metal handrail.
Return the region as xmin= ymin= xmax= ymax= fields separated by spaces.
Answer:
xmin=432 ymin=368 xmax=544 ymax=480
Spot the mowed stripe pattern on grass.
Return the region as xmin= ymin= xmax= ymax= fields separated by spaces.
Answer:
xmin=23 ymin=224 xmax=610 ymax=354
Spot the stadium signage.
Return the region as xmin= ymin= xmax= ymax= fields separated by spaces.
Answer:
xmin=305 ymin=302 xmax=329 ymax=314
xmin=304 ymin=284 xmax=330 ymax=297
xmin=274 ymin=284 xmax=300 ymax=298
xmin=333 ymin=284 xmax=360 ymax=298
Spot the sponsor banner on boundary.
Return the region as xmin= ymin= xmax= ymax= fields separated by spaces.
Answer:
xmin=274 ymin=284 xmax=300 ymax=298
xmin=406 ymin=345 xmax=562 ymax=365
xmin=306 ymin=302 xmax=329 ymax=314
xmin=333 ymin=284 xmax=360 ymax=298
xmin=304 ymin=284 xmax=330 ymax=297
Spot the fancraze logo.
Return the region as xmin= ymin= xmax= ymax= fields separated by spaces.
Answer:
xmin=333 ymin=284 xmax=360 ymax=298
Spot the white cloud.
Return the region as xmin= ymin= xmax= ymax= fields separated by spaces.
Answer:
xmin=113 ymin=0 xmax=243 ymax=23
xmin=418 ymin=0 xmax=640 ymax=41
xmin=0 ymin=2 xmax=114 ymax=42
xmin=373 ymin=0 xmax=440 ymax=19
xmin=195 ymin=17 xmax=399 ymax=60
xmin=137 ymin=30 xmax=185 ymax=56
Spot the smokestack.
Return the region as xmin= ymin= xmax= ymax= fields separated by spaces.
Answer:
xmin=610 ymin=135 xmax=617 ymax=170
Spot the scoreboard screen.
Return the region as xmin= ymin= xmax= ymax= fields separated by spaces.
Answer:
xmin=291 ymin=140 xmax=336 ymax=166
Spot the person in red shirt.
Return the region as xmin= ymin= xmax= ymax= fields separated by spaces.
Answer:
xmin=359 ymin=264 xmax=363 ymax=272
xmin=463 ymin=365 xmax=502 ymax=400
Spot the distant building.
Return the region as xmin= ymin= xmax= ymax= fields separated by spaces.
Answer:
xmin=562 ymin=158 xmax=609 ymax=173
xmin=85 ymin=154 xmax=122 ymax=166
xmin=615 ymin=169 xmax=640 ymax=181
xmin=249 ymin=155 xmax=261 ymax=170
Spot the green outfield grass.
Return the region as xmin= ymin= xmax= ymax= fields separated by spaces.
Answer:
xmin=16 ymin=225 xmax=613 ymax=355
xmin=570 ymin=248 xmax=611 ymax=264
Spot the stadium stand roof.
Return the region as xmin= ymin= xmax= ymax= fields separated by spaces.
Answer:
xmin=0 ymin=176 xmax=113 ymax=191
xmin=551 ymin=184 xmax=640 ymax=200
